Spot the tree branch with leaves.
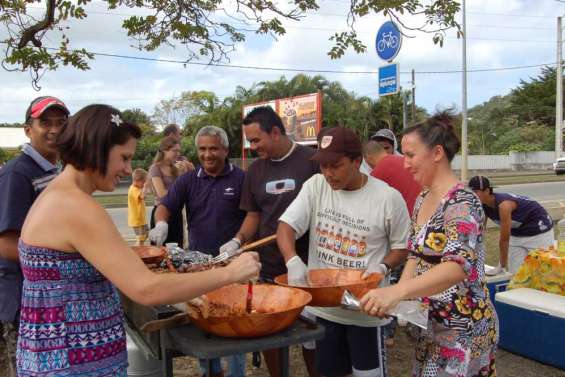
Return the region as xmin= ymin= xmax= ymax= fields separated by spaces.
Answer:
xmin=1 ymin=0 xmax=460 ymax=88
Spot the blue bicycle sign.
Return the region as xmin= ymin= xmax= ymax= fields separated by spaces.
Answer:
xmin=375 ymin=21 xmax=402 ymax=61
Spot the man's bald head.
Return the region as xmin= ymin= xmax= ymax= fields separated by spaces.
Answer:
xmin=363 ymin=140 xmax=387 ymax=169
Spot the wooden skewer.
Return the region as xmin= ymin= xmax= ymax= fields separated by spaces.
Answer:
xmin=240 ymin=234 xmax=277 ymax=252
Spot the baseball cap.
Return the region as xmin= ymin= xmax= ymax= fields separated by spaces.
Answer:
xmin=311 ymin=126 xmax=362 ymax=164
xmin=468 ymin=176 xmax=491 ymax=191
xmin=370 ymin=128 xmax=396 ymax=143
xmin=25 ymin=96 xmax=69 ymax=123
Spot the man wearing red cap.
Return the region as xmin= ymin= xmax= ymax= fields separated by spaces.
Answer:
xmin=277 ymin=126 xmax=410 ymax=377
xmin=0 ymin=96 xmax=69 ymax=376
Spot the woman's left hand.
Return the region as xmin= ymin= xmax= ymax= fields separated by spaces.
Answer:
xmin=360 ymin=286 xmax=402 ymax=318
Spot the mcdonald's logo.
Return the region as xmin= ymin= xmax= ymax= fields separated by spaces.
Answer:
xmin=305 ymin=126 xmax=316 ymax=138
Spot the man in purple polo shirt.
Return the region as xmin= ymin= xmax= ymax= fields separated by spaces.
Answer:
xmin=149 ymin=125 xmax=246 ymax=377
xmin=0 ymin=96 xmax=69 ymax=377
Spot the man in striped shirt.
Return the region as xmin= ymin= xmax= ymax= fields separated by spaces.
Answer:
xmin=0 ymin=96 xmax=69 ymax=376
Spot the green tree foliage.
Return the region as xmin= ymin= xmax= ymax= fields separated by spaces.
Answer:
xmin=139 ymin=74 xmax=426 ymax=162
xmin=0 ymin=147 xmax=7 ymax=164
xmin=132 ymin=134 xmax=160 ymax=170
xmin=467 ymin=66 xmax=561 ymax=154
xmin=0 ymin=122 xmax=24 ymax=127
xmin=0 ymin=146 xmax=21 ymax=164
xmin=121 ymin=108 xmax=155 ymax=136
xmin=510 ymin=67 xmax=558 ymax=126
xmin=1 ymin=0 xmax=460 ymax=88
xmin=120 ymin=107 xmax=158 ymax=169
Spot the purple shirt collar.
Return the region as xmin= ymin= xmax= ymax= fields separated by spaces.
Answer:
xmin=196 ymin=161 xmax=234 ymax=178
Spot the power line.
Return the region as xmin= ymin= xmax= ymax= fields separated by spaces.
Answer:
xmin=32 ymin=45 xmax=556 ymax=75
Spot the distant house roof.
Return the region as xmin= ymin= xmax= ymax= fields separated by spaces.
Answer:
xmin=0 ymin=128 xmax=27 ymax=149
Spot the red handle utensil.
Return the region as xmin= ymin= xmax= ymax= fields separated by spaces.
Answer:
xmin=246 ymin=281 xmax=253 ymax=313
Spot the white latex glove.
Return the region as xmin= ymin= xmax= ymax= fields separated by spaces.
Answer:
xmin=485 ymin=263 xmax=508 ymax=276
xmin=219 ymin=237 xmax=241 ymax=254
xmin=149 ymin=221 xmax=168 ymax=246
xmin=286 ymin=255 xmax=308 ymax=286
xmin=362 ymin=263 xmax=389 ymax=279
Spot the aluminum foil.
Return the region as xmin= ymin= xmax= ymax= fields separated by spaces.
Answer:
xmin=340 ymin=290 xmax=428 ymax=330
xmin=341 ymin=290 xmax=362 ymax=311
xmin=161 ymin=247 xmax=212 ymax=269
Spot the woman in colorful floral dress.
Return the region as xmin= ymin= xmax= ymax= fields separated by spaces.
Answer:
xmin=361 ymin=112 xmax=498 ymax=377
xmin=16 ymin=105 xmax=261 ymax=376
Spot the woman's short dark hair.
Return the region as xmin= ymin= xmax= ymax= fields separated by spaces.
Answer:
xmin=58 ymin=104 xmax=142 ymax=174
xmin=242 ymin=106 xmax=286 ymax=135
xmin=402 ymin=110 xmax=461 ymax=162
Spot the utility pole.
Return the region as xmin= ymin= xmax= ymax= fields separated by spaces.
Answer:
xmin=402 ymin=87 xmax=408 ymax=130
xmin=411 ymin=69 xmax=416 ymax=123
xmin=556 ymin=16 xmax=563 ymax=160
xmin=461 ymin=0 xmax=469 ymax=182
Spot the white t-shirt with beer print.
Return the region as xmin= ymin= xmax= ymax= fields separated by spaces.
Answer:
xmin=279 ymin=173 xmax=410 ymax=327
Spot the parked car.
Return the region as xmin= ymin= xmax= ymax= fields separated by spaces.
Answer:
xmin=553 ymin=156 xmax=565 ymax=174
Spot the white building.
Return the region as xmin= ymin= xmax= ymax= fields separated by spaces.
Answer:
xmin=0 ymin=128 xmax=27 ymax=149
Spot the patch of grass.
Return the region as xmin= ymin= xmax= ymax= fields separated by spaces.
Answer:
xmin=484 ymin=228 xmax=501 ymax=266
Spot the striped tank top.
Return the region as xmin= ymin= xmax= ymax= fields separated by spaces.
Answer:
xmin=17 ymin=241 xmax=127 ymax=376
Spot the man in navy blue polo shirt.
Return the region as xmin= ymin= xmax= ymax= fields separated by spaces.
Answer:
xmin=0 ymin=96 xmax=69 ymax=377
xmin=149 ymin=125 xmax=246 ymax=377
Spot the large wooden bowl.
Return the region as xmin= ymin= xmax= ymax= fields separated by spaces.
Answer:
xmin=188 ymin=284 xmax=312 ymax=338
xmin=132 ymin=245 xmax=167 ymax=264
xmin=274 ymin=268 xmax=383 ymax=307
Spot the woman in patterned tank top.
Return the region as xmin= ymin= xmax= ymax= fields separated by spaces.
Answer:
xmin=16 ymin=104 xmax=261 ymax=376
xmin=360 ymin=112 xmax=498 ymax=377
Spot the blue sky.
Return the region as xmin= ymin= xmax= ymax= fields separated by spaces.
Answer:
xmin=0 ymin=0 xmax=564 ymax=123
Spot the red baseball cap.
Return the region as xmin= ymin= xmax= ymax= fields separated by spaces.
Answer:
xmin=311 ymin=126 xmax=362 ymax=164
xmin=25 ymin=96 xmax=69 ymax=123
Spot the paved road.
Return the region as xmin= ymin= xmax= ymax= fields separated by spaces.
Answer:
xmin=501 ymin=181 xmax=565 ymax=205
xmin=108 ymin=207 xmax=152 ymax=242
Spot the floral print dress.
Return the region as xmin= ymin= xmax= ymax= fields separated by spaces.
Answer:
xmin=407 ymin=183 xmax=498 ymax=377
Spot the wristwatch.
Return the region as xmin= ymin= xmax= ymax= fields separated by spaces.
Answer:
xmin=381 ymin=262 xmax=391 ymax=275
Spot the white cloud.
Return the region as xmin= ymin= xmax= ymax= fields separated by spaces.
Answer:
xmin=0 ymin=0 xmax=563 ymax=122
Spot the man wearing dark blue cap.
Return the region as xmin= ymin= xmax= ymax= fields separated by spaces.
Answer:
xmin=0 ymin=96 xmax=69 ymax=376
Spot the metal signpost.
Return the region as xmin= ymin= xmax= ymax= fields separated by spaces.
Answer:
xmin=376 ymin=21 xmax=402 ymax=98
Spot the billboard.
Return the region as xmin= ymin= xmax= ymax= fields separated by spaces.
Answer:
xmin=242 ymin=92 xmax=322 ymax=148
